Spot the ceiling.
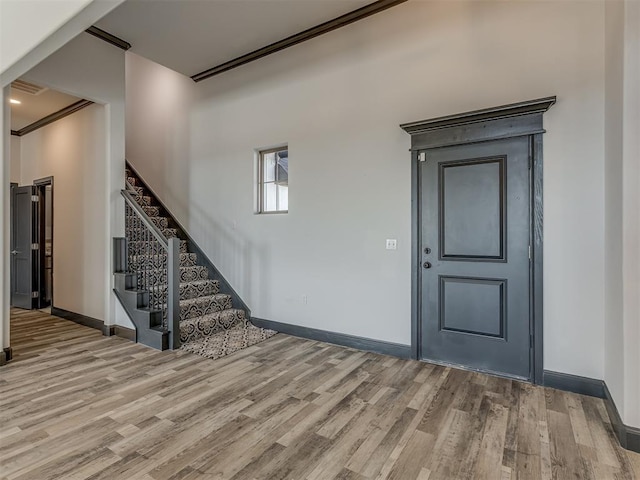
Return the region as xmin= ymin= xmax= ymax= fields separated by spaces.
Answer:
xmin=10 ymin=84 xmax=81 ymax=131
xmin=95 ymin=0 xmax=373 ymax=77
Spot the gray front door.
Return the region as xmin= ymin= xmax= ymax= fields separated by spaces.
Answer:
xmin=11 ymin=185 xmax=37 ymax=310
xmin=420 ymin=137 xmax=531 ymax=380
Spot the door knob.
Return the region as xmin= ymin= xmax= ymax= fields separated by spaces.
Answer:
xmin=10 ymin=250 xmax=18 ymax=255
xmin=423 ymin=261 xmax=432 ymax=269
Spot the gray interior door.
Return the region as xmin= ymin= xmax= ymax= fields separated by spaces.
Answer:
xmin=420 ymin=137 xmax=531 ymax=380
xmin=11 ymin=185 xmax=37 ymax=310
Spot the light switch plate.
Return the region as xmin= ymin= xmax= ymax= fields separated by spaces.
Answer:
xmin=386 ymin=239 xmax=397 ymax=250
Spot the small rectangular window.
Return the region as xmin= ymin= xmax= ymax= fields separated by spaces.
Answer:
xmin=258 ymin=147 xmax=288 ymax=213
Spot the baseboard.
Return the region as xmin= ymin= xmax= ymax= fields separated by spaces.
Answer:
xmin=3 ymin=347 xmax=13 ymax=363
xmin=542 ymin=370 xmax=605 ymax=398
xmin=251 ymin=317 xmax=412 ymax=359
xmin=603 ymin=383 xmax=640 ymax=453
xmin=542 ymin=370 xmax=639 ymax=453
xmin=114 ymin=325 xmax=136 ymax=342
xmin=51 ymin=306 xmax=104 ymax=332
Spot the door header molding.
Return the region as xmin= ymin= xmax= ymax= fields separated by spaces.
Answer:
xmin=400 ymin=97 xmax=556 ymax=151
xmin=400 ymin=96 xmax=556 ymax=135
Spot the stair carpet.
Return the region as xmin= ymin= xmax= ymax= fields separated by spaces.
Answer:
xmin=124 ymin=169 xmax=277 ymax=359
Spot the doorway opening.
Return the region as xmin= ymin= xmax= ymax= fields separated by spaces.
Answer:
xmin=10 ymin=177 xmax=54 ymax=311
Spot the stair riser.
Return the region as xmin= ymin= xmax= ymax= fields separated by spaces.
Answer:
xmin=128 ymin=241 xmax=188 ymax=255
xmin=135 ymin=195 xmax=155 ymax=207
xmin=139 ymin=267 xmax=208 ymax=285
xmin=129 ymin=253 xmax=197 ymax=270
xmin=149 ymin=281 xmax=220 ymax=304
xmin=180 ymin=296 xmax=233 ymax=321
xmin=142 ymin=206 xmax=161 ymax=217
xmin=179 ymin=310 xmax=245 ymax=343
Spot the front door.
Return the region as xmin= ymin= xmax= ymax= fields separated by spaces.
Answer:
xmin=11 ymin=185 xmax=37 ymax=309
xmin=420 ymin=137 xmax=531 ymax=380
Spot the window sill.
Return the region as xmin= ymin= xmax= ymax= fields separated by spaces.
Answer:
xmin=256 ymin=210 xmax=288 ymax=215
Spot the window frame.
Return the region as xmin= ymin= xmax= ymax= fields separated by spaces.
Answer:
xmin=257 ymin=146 xmax=289 ymax=214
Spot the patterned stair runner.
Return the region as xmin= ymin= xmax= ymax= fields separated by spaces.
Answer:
xmin=125 ymin=168 xmax=276 ymax=359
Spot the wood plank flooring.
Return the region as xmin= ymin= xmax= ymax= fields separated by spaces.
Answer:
xmin=1 ymin=308 xmax=638 ymax=480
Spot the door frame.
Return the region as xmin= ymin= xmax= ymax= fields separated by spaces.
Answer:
xmin=9 ymin=182 xmax=17 ymax=306
xmin=401 ymin=97 xmax=556 ymax=385
xmin=34 ymin=176 xmax=54 ymax=309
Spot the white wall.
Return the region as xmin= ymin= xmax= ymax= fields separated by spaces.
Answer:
xmin=10 ymin=136 xmax=20 ymax=184
xmin=22 ymin=32 xmax=125 ymax=323
xmin=0 ymin=0 xmax=125 ymax=86
xmin=603 ymin=0 xmax=640 ymax=431
xmin=127 ymin=1 xmax=607 ymax=376
xmin=19 ymin=104 xmax=107 ymax=319
xmin=604 ymin=0 xmax=625 ymax=425
xmin=621 ymin=0 xmax=640 ymax=429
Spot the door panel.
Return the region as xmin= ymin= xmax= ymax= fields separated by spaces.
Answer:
xmin=11 ymin=186 xmax=36 ymax=309
xmin=441 ymin=158 xmax=504 ymax=259
xmin=420 ymin=137 xmax=531 ymax=380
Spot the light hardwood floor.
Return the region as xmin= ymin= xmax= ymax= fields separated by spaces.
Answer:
xmin=1 ymin=308 xmax=637 ymax=480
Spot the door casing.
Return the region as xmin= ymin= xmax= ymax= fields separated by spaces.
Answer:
xmin=401 ymin=97 xmax=556 ymax=385
xmin=34 ymin=176 xmax=54 ymax=309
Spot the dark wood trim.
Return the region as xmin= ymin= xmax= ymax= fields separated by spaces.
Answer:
xmin=85 ymin=26 xmax=131 ymax=51
xmin=51 ymin=306 xmax=103 ymax=332
xmin=12 ymin=100 xmax=94 ymax=137
xmin=402 ymin=98 xmax=554 ymax=383
xmin=11 ymin=130 xmax=19 ymax=136
xmin=33 ymin=176 xmax=54 ymax=187
xmin=103 ymin=324 xmax=136 ymax=342
xmin=532 ymin=134 xmax=544 ymax=384
xmin=251 ymin=317 xmax=412 ymax=359
xmin=114 ymin=325 xmax=136 ymax=342
xmin=603 ymin=383 xmax=640 ymax=453
xmin=541 ymin=372 xmax=639 ymax=453
xmin=34 ymin=176 xmax=54 ymax=310
xmin=542 ymin=370 xmax=605 ymax=398
xmin=2 ymin=347 xmax=13 ymax=362
xmin=191 ymin=0 xmax=407 ymax=82
xmin=410 ymin=149 xmax=420 ymax=360
xmin=400 ymin=97 xmax=557 ymax=135
xmin=125 ymin=161 xmax=252 ymax=318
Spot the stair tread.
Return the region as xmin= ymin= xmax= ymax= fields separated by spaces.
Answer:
xmin=149 ymin=279 xmax=218 ymax=289
xmin=180 ymin=293 xmax=230 ymax=306
xmin=180 ymin=307 xmax=244 ymax=323
xmin=180 ymin=320 xmax=277 ymax=360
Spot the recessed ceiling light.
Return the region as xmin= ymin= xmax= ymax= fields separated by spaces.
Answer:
xmin=10 ymin=99 xmax=21 ymax=104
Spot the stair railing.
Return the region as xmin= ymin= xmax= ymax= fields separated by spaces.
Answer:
xmin=120 ymin=189 xmax=181 ymax=349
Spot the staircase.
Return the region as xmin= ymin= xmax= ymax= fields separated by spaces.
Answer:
xmin=115 ymin=164 xmax=276 ymax=359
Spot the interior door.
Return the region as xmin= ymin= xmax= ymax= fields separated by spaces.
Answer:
xmin=420 ymin=137 xmax=531 ymax=380
xmin=11 ymin=185 xmax=37 ymax=309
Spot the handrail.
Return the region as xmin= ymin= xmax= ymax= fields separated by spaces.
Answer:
xmin=125 ymin=179 xmax=137 ymax=193
xmin=121 ymin=189 xmax=168 ymax=247
xmin=121 ymin=186 xmax=181 ymax=348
